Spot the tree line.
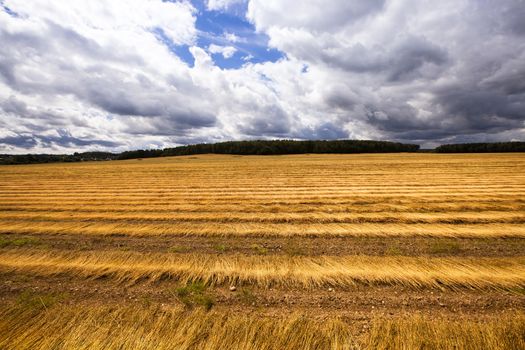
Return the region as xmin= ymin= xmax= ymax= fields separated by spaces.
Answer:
xmin=118 ymin=140 xmax=420 ymax=159
xmin=0 ymin=152 xmax=117 ymax=165
xmin=2 ymin=140 xmax=524 ymax=165
xmin=435 ymin=142 xmax=525 ymax=153
xmin=0 ymin=140 xmax=418 ymax=164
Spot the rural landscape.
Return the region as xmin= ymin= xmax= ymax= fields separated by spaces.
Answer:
xmin=1 ymin=0 xmax=525 ymax=348
xmin=0 ymin=151 xmax=523 ymax=349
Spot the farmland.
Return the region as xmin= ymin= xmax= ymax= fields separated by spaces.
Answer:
xmin=0 ymin=153 xmax=524 ymax=349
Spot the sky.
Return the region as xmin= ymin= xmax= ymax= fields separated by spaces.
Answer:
xmin=0 ymin=0 xmax=524 ymax=153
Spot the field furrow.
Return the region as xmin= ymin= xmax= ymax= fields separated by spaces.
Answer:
xmin=1 ymin=153 xmax=524 ymax=349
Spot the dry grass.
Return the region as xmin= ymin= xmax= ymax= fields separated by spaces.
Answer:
xmin=0 ymin=220 xmax=524 ymax=238
xmin=0 ymin=302 xmax=522 ymax=350
xmin=0 ymin=304 xmax=355 ymax=350
xmin=1 ymin=209 xmax=523 ymax=224
xmin=367 ymin=314 xmax=525 ymax=350
xmin=1 ymin=250 xmax=523 ymax=289
xmin=0 ymin=154 xmax=523 ymax=239
xmin=0 ymin=153 xmax=524 ymax=348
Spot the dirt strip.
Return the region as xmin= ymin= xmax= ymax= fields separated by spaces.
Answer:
xmin=1 ymin=272 xmax=523 ymax=319
xmin=1 ymin=233 xmax=524 ymax=257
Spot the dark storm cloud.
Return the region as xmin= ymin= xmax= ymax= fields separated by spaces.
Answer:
xmin=325 ymin=91 xmax=356 ymax=110
xmin=240 ymin=118 xmax=291 ymax=136
xmin=123 ymin=112 xmax=217 ymax=137
xmin=0 ymin=57 xmax=16 ymax=86
xmin=386 ymin=36 xmax=448 ymax=82
xmin=85 ymin=86 xmax=216 ymax=130
xmin=39 ymin=130 xmax=121 ymax=148
xmin=1 ymin=95 xmax=27 ymax=115
xmin=249 ymin=0 xmax=524 ymax=145
xmin=0 ymin=134 xmax=38 ymax=148
xmin=85 ymin=88 xmax=166 ymax=117
xmin=363 ymin=85 xmax=525 ymax=143
xmin=0 ymin=95 xmax=89 ymax=134
xmin=0 ymin=131 xmax=120 ymax=149
xmin=436 ymin=88 xmax=525 ymax=123
xmin=238 ymin=105 xmax=291 ymax=136
xmin=492 ymin=1 xmax=525 ymax=36
xmin=296 ymin=122 xmax=348 ymax=140
xmin=481 ymin=60 xmax=525 ymax=96
xmin=315 ymin=35 xmax=450 ymax=84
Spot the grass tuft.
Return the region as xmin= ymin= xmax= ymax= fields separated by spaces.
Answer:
xmin=173 ymin=282 xmax=214 ymax=310
xmin=214 ymin=244 xmax=228 ymax=253
xmin=0 ymin=237 xmax=40 ymax=248
xmin=251 ymin=244 xmax=268 ymax=255
xmin=169 ymin=246 xmax=189 ymax=253
xmin=429 ymin=240 xmax=462 ymax=255
xmin=16 ymin=289 xmax=66 ymax=312
xmin=239 ymin=288 xmax=257 ymax=306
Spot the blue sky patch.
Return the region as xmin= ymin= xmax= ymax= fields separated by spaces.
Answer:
xmin=160 ymin=0 xmax=285 ymax=69
xmin=153 ymin=27 xmax=196 ymax=67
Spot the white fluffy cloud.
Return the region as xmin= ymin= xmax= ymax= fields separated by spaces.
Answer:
xmin=0 ymin=0 xmax=524 ymax=153
xmin=247 ymin=0 xmax=385 ymax=32
xmin=208 ymin=44 xmax=237 ymax=59
xmin=246 ymin=0 xmax=525 ymax=144
xmin=207 ymin=0 xmax=245 ymax=11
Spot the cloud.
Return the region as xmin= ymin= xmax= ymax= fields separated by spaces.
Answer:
xmin=0 ymin=130 xmax=121 ymax=151
xmin=297 ymin=122 xmax=349 ymax=140
xmin=7 ymin=0 xmax=197 ymax=45
xmin=246 ymin=0 xmax=525 ymax=145
xmin=223 ymin=32 xmax=240 ymax=43
xmin=0 ymin=0 xmax=524 ymax=153
xmin=247 ymin=0 xmax=385 ymax=32
xmin=207 ymin=0 xmax=245 ymax=11
xmin=208 ymin=44 xmax=237 ymax=59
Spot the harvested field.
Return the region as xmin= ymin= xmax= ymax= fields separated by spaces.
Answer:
xmin=0 ymin=153 xmax=524 ymax=349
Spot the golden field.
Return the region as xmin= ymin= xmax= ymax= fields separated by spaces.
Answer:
xmin=0 ymin=153 xmax=524 ymax=349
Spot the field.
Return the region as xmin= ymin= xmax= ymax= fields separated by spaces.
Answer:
xmin=0 ymin=153 xmax=524 ymax=349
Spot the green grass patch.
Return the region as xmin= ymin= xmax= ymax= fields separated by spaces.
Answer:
xmin=17 ymin=290 xmax=67 ymax=312
xmin=250 ymin=244 xmax=268 ymax=255
xmin=173 ymin=282 xmax=214 ymax=311
xmin=429 ymin=240 xmax=462 ymax=255
xmin=168 ymin=246 xmax=190 ymax=253
xmin=213 ymin=243 xmax=228 ymax=252
xmin=0 ymin=237 xmax=40 ymax=248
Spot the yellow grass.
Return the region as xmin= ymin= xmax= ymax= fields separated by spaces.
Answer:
xmin=0 ymin=304 xmax=354 ymax=350
xmin=0 ymin=303 xmax=522 ymax=350
xmin=367 ymin=314 xmax=525 ymax=350
xmin=0 ymin=209 xmax=523 ymax=223
xmin=0 ymin=153 xmax=524 ymax=348
xmin=1 ymin=220 xmax=524 ymax=237
xmin=1 ymin=200 xmax=524 ymax=214
xmin=0 ymin=153 xmax=524 ymax=238
xmin=1 ymin=250 xmax=523 ymax=289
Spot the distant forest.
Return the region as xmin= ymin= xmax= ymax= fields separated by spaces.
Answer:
xmin=0 ymin=140 xmax=523 ymax=165
xmin=435 ymin=142 xmax=525 ymax=153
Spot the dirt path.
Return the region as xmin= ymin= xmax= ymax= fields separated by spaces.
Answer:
xmin=2 ymin=233 xmax=524 ymax=257
xmin=1 ymin=270 xmax=523 ymax=320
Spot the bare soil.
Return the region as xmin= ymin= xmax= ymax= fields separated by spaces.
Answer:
xmin=1 ymin=233 xmax=523 ymax=257
xmin=1 ymin=268 xmax=523 ymax=320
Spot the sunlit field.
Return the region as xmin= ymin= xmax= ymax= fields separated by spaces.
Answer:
xmin=0 ymin=153 xmax=524 ymax=349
